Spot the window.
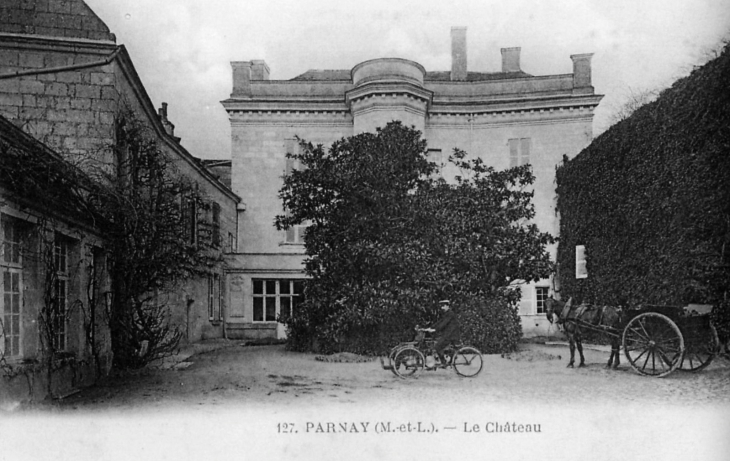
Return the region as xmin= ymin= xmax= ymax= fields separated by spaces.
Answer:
xmin=2 ymin=214 xmax=23 ymax=266
xmin=535 ymin=287 xmax=549 ymax=315
xmin=427 ymin=148 xmax=444 ymax=175
xmin=208 ymin=274 xmax=222 ymax=321
xmin=252 ymin=279 xmax=304 ymax=322
xmin=52 ymin=236 xmax=70 ymax=351
xmin=181 ymin=194 xmax=198 ymax=246
xmin=285 ymin=225 xmax=308 ymax=245
xmin=2 ymin=270 xmax=22 ymax=357
xmin=1 ymin=215 xmax=25 ymax=357
xmin=228 ymin=232 xmax=236 ymax=253
xmin=508 ymin=138 xmax=531 ymax=167
xmin=211 ymin=202 xmax=221 ymax=248
xmin=283 ymin=139 xmax=310 ymax=244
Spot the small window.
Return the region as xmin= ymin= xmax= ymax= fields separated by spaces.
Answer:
xmin=535 ymin=287 xmax=549 ymax=314
xmin=284 ymin=224 xmax=309 ymax=245
xmin=508 ymin=138 xmax=531 ymax=167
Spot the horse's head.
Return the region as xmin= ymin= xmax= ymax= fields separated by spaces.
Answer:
xmin=546 ymin=297 xmax=572 ymax=324
xmin=545 ymin=297 xmax=559 ymax=324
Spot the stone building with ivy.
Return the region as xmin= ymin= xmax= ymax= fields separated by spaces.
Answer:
xmin=222 ymin=27 xmax=603 ymax=339
xmin=0 ymin=0 xmax=240 ymax=401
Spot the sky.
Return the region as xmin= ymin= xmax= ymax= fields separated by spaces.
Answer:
xmin=84 ymin=0 xmax=730 ymax=160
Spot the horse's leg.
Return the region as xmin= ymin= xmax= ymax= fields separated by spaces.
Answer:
xmin=606 ymin=334 xmax=616 ymax=368
xmin=567 ymin=330 xmax=575 ymax=368
xmin=611 ymin=336 xmax=620 ymax=369
xmin=576 ymin=333 xmax=586 ymax=367
xmin=606 ymin=343 xmax=615 ymax=368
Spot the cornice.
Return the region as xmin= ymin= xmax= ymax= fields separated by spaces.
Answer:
xmin=0 ymin=32 xmax=116 ymax=55
xmin=345 ymin=81 xmax=434 ymax=109
xmin=426 ymin=111 xmax=597 ymax=129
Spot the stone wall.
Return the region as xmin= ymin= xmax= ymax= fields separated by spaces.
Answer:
xmin=0 ymin=0 xmax=115 ymax=42
xmin=1 ymin=1 xmax=241 ymax=378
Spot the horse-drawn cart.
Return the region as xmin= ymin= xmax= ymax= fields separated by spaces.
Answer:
xmin=547 ymin=299 xmax=720 ymax=378
xmin=622 ymin=304 xmax=719 ymax=377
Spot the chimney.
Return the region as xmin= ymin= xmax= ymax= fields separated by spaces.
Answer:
xmin=231 ymin=61 xmax=252 ymax=96
xmin=450 ymin=27 xmax=467 ymax=81
xmin=501 ymin=47 xmax=521 ymax=73
xmin=571 ymin=53 xmax=594 ymax=88
xmin=158 ymin=103 xmax=180 ymax=142
xmin=251 ymin=60 xmax=270 ymax=80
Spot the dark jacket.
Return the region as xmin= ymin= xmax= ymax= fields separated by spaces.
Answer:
xmin=433 ymin=309 xmax=460 ymax=342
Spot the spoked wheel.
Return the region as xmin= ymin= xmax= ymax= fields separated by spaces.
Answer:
xmin=392 ymin=347 xmax=425 ymax=378
xmin=623 ymin=313 xmax=684 ymax=378
xmin=680 ymin=325 xmax=719 ymax=372
xmin=452 ymin=346 xmax=483 ymax=378
xmin=386 ymin=345 xmax=404 ymax=376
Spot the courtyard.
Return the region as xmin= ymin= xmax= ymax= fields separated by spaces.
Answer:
xmin=4 ymin=340 xmax=729 ymax=461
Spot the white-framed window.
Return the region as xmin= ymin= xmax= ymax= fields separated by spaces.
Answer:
xmin=252 ymin=279 xmax=304 ymax=322
xmin=2 ymin=214 xmax=25 ymax=358
xmin=535 ymin=286 xmax=549 ymax=315
xmin=2 ymin=270 xmax=22 ymax=357
xmin=508 ymin=138 xmax=531 ymax=167
xmin=52 ymin=236 xmax=70 ymax=351
xmin=208 ymin=273 xmax=222 ymax=321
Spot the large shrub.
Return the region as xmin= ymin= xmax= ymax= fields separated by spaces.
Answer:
xmin=277 ymin=122 xmax=554 ymax=354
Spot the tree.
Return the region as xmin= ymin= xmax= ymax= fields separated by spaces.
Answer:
xmin=89 ymin=108 xmax=220 ymax=369
xmin=276 ymin=122 xmax=555 ymax=354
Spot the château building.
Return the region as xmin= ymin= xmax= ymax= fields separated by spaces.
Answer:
xmin=221 ymin=27 xmax=603 ymax=339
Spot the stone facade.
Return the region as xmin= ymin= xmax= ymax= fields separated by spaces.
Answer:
xmin=222 ymin=27 xmax=603 ymax=339
xmin=0 ymin=0 xmax=240 ymax=402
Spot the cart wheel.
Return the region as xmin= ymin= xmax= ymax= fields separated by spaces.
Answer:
xmin=387 ymin=345 xmax=405 ymax=376
xmin=680 ymin=325 xmax=719 ymax=372
xmin=623 ymin=312 xmax=684 ymax=378
xmin=392 ymin=347 xmax=425 ymax=378
xmin=452 ymin=346 xmax=483 ymax=378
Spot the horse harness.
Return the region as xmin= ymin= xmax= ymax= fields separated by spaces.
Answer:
xmin=558 ymin=302 xmax=608 ymax=329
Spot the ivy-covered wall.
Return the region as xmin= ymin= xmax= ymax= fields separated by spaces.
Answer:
xmin=555 ymin=44 xmax=730 ymax=311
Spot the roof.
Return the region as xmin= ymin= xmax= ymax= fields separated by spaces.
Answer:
xmin=290 ymin=69 xmax=534 ymax=82
xmin=425 ymin=71 xmax=534 ymax=81
xmin=290 ymin=69 xmax=351 ymax=81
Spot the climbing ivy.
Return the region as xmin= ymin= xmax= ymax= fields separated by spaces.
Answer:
xmin=555 ymin=44 xmax=730 ymax=339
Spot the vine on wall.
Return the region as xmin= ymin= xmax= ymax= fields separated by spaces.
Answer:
xmin=555 ymin=44 xmax=730 ymax=339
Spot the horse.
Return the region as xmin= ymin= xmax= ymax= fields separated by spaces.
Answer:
xmin=545 ymin=297 xmax=623 ymax=369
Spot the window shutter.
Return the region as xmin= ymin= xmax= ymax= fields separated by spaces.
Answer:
xmin=212 ymin=202 xmax=221 ymax=247
xmin=520 ymin=138 xmax=531 ymax=165
xmin=286 ymin=227 xmax=296 ymax=243
xmin=576 ymin=245 xmax=588 ymax=279
xmin=509 ymin=139 xmax=519 ymax=167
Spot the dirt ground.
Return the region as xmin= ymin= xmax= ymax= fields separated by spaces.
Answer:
xmin=4 ymin=340 xmax=730 ymax=461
